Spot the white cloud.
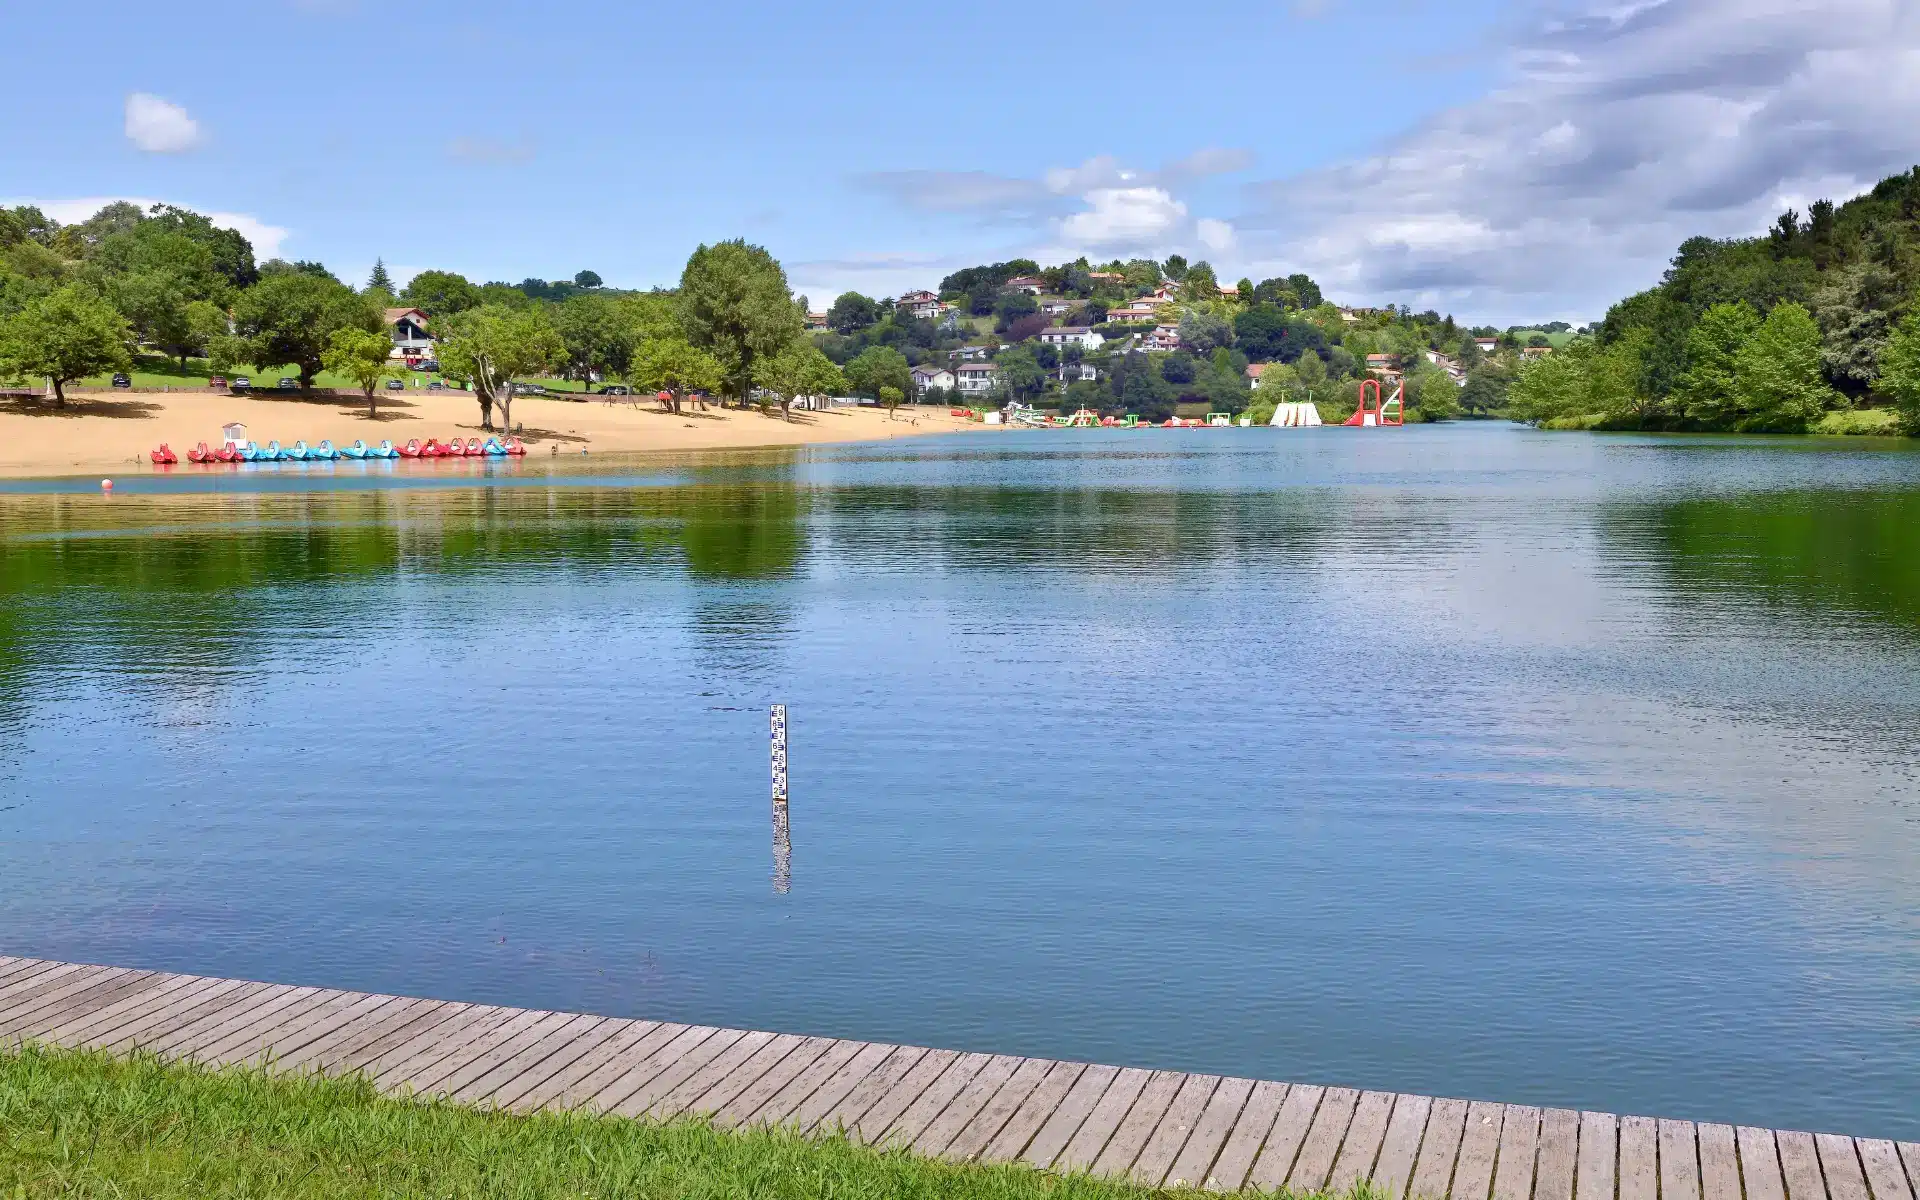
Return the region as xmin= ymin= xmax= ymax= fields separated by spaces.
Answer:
xmin=1196 ymin=218 xmax=1237 ymax=253
xmin=1060 ymin=188 xmax=1189 ymax=249
xmin=124 ymin=93 xmax=202 ymax=154
xmin=28 ymin=197 xmax=289 ymax=259
xmin=1234 ymin=0 xmax=1920 ymax=322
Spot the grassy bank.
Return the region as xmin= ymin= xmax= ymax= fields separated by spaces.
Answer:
xmin=1536 ymin=407 xmax=1908 ymax=435
xmin=0 ymin=1045 xmax=1320 ymax=1198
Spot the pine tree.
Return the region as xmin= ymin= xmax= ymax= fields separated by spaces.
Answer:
xmin=367 ymin=258 xmax=394 ymax=294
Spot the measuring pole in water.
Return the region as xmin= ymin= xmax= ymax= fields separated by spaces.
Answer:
xmin=771 ymin=704 xmax=791 ymax=894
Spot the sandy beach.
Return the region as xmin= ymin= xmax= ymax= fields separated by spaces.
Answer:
xmin=0 ymin=388 xmax=984 ymax=477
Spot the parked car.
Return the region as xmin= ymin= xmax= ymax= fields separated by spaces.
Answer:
xmin=385 ymin=378 xmax=404 ymax=390
xmin=598 ymin=384 xmax=631 ymax=396
xmin=427 ymin=380 xmax=446 ymax=391
xmin=110 ymin=373 xmax=131 ymax=389
xmin=277 ymin=377 xmax=297 ymax=390
xmin=417 ymin=359 xmax=440 ymax=372
xmin=232 ymin=376 xmax=251 ymax=391
xmin=510 ymin=382 xmax=548 ymax=396
xmin=208 ymin=376 xmax=228 ymax=390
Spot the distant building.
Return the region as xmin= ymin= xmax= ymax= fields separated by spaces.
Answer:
xmin=1057 ymin=362 xmax=1098 ymax=383
xmin=1365 ymin=353 xmax=1403 ymax=380
xmin=1521 ymin=344 xmax=1553 ymax=359
xmin=1474 ymin=336 xmax=1500 ymax=355
xmin=1106 ymin=302 xmax=1161 ymax=323
xmin=385 ymin=307 xmax=433 ymax=359
xmin=1041 ymin=299 xmax=1075 ymax=315
xmin=955 ymin=361 xmax=1000 ymax=395
xmin=950 ymin=344 xmax=990 ymax=362
xmin=804 ymin=311 xmax=830 ymax=332
xmin=911 ymin=364 xmax=957 ymax=395
xmin=896 ymin=290 xmax=944 ymax=320
xmin=1246 ymin=362 xmax=1269 ymax=389
xmin=1038 ymin=326 xmax=1105 ymax=351
xmin=1144 ymin=324 xmax=1181 ymax=351
xmin=1004 ymin=276 xmax=1045 ymax=295
xmin=1088 ymin=270 xmax=1126 ymax=283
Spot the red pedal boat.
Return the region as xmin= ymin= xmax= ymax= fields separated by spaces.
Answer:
xmin=215 ymin=443 xmax=241 ymax=463
xmin=149 ymin=443 xmax=177 ymax=465
xmin=400 ymin=438 xmax=423 ymax=458
xmin=504 ymin=437 xmax=526 ymax=456
xmin=186 ymin=441 xmax=213 ymax=463
xmin=464 ymin=437 xmax=484 ymax=455
xmin=443 ymin=438 xmax=465 ymax=457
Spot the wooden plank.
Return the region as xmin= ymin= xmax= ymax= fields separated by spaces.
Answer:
xmin=1618 ymin=1115 xmax=1660 ymax=1200
xmin=486 ymin=1017 xmax=629 ymax=1111
xmin=1493 ymin=1106 xmax=1542 ymax=1200
xmin=405 ymin=1008 xmax=560 ymax=1097
xmin=982 ymin=1060 xmax=1090 ymax=1164
xmin=707 ymin=1035 xmax=838 ymax=1130
xmin=46 ymin=974 xmax=215 ymax=1047
xmin=506 ymin=1019 xmax=672 ymax=1114
xmin=0 ymin=969 xmax=160 ymax=1039
xmin=1535 ymin=1109 xmax=1580 ymax=1200
xmin=167 ymin=985 xmax=336 ymax=1062
xmin=871 ymin=1051 xmax=990 ymax=1151
xmin=1021 ymin=1062 xmax=1122 ymax=1170
xmin=273 ymin=998 xmax=455 ymax=1076
xmin=1738 ymin=1126 xmax=1789 ymax=1200
xmin=1660 ymin=1119 xmax=1702 ymax=1200
xmin=1411 ymin=1097 xmax=1473 ymax=1200
xmin=1163 ymin=1075 xmax=1254 ymax=1191
xmin=802 ymin=1043 xmax=929 ymax=1136
xmin=1290 ymin=1086 xmax=1364 ymax=1193
xmin=1778 ymin=1131 xmax=1829 ymax=1200
xmin=324 ymin=1002 xmax=476 ymax=1077
xmin=98 ymin=978 xmax=267 ymax=1052
xmin=1856 ymin=1140 xmax=1915 ymax=1200
xmin=781 ymin=1042 xmax=902 ymax=1136
xmin=911 ymin=1054 xmax=1024 ymax=1157
xmin=139 ymin=983 xmax=292 ymax=1057
xmin=1131 ymin=1073 xmax=1223 ymax=1187
xmin=843 ymin=1047 xmax=960 ymax=1145
xmin=434 ymin=1011 xmax=593 ymax=1103
xmin=612 ymin=1026 xmax=758 ymax=1119
xmin=0 ymin=961 xmax=91 ymax=1013
xmin=1575 ymin=1112 xmax=1617 ymax=1200
xmin=941 ymin=1056 xmax=1054 ymax=1162
xmin=1206 ymin=1079 xmax=1290 ymax=1193
xmin=368 ymin=1004 xmax=522 ymax=1089
xmin=0 ymin=966 xmax=145 ymax=1035
xmin=453 ymin=1014 xmax=612 ymax=1107
xmin=680 ymin=1033 xmax=811 ymax=1120
xmin=569 ymin=1023 xmax=723 ymax=1114
xmin=1247 ymin=1083 xmax=1327 ymax=1192
xmin=1370 ymin=1093 xmax=1434 ymax=1200
xmin=216 ymin=990 xmax=394 ymax=1070
xmin=1331 ymin=1090 xmax=1400 ymax=1194
xmin=627 ymin=1028 xmax=772 ymax=1119
xmin=1454 ymin=1102 xmax=1510 ymax=1200
xmin=1900 ymin=1147 xmax=1920 ymax=1198
xmin=1819 ymin=1134 xmax=1872 ymax=1200
xmin=1698 ymin=1123 xmax=1741 ymax=1200
xmin=750 ymin=1039 xmax=875 ymax=1129
xmin=1053 ymin=1066 xmax=1151 ymax=1174
xmin=1090 ymin=1069 xmax=1185 ymax=1179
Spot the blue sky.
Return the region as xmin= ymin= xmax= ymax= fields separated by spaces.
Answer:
xmin=7 ymin=1 xmax=1920 ymax=324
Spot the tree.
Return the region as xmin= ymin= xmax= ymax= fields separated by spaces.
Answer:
xmin=879 ymin=385 xmax=903 ymax=416
xmin=1287 ymin=273 xmax=1324 ymax=309
xmin=367 ymin=258 xmax=394 ymax=293
xmin=437 ymin=304 xmax=564 ymax=430
xmin=401 ymin=270 xmax=483 ymax=318
xmin=230 ymin=271 xmax=381 ymax=389
xmin=1874 ymin=308 xmax=1920 ymax=434
xmin=1181 ymin=262 xmax=1220 ymax=302
xmin=0 ymin=284 xmax=132 ymax=405
xmin=676 ymin=240 xmax=803 ymax=405
xmin=843 ymin=345 xmax=912 ymax=405
xmin=993 ymin=290 xmax=1038 ymax=332
xmin=554 ymin=292 xmax=634 ymax=390
xmin=1459 ymin=365 xmax=1510 ymax=416
xmin=1731 ymin=302 xmax=1833 ymax=431
xmin=323 ymin=326 xmax=395 ymax=416
xmin=1674 ymin=302 xmax=1761 ymax=427
xmin=993 ymin=345 xmax=1046 ymax=404
xmin=1405 ymin=362 xmax=1461 ymax=422
xmin=1163 ymin=255 xmax=1189 ymax=282
xmin=574 ymin=269 xmax=603 ymax=289
xmin=754 ymin=339 xmax=845 ymax=418
xmin=629 ymin=336 xmax=724 ymax=414
xmin=1295 ymin=347 xmax=1327 ymax=398
xmin=1178 ymin=308 xmax=1233 ymax=353
xmin=827 ymin=292 xmax=880 ymax=334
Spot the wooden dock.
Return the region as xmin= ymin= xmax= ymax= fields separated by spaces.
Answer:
xmin=1 ymin=955 xmax=1913 ymax=1197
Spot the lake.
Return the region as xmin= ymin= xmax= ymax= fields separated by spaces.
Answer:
xmin=1 ymin=423 xmax=1915 ymax=1140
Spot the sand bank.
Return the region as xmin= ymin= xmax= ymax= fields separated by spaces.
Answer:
xmin=0 ymin=388 xmax=984 ymax=478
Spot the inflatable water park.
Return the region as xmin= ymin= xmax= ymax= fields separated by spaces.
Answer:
xmin=958 ymin=378 xmax=1405 ymax=430
xmin=150 ymin=423 xmax=527 ymax=466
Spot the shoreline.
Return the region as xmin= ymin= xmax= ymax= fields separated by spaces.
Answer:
xmin=2 ymin=953 xmax=1908 ymax=1193
xmin=0 ymin=388 xmax=985 ymax=480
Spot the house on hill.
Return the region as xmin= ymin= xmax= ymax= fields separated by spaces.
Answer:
xmin=1474 ymin=336 xmax=1499 ymax=355
xmin=896 ymin=290 xmax=944 ymax=320
xmin=1004 ymin=276 xmax=1045 ymax=295
xmin=950 ymin=344 xmax=990 ymax=362
xmin=804 ymin=311 xmax=830 ymax=332
xmin=1246 ymin=362 xmax=1269 ymax=389
xmin=1106 ymin=301 xmax=1161 ymax=323
xmin=955 ymin=361 xmax=1000 ymax=395
xmin=911 ymin=364 xmax=956 ymax=395
xmin=1041 ymin=299 xmax=1075 ymax=315
xmin=385 ymin=308 xmax=434 ymax=359
xmin=1365 ymin=353 xmax=1402 ymax=380
xmin=1038 ymin=326 xmax=1104 ymax=351
xmin=1144 ymin=325 xmax=1181 ymax=351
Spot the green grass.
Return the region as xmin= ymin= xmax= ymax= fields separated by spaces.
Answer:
xmin=0 ymin=1044 xmax=1353 ymax=1198
xmin=64 ymin=355 xmax=449 ymax=392
xmin=1811 ymin=407 xmax=1902 ymax=435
